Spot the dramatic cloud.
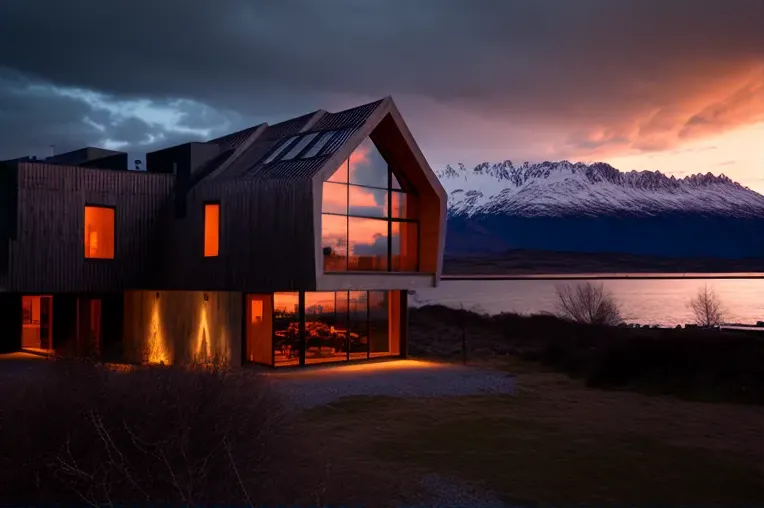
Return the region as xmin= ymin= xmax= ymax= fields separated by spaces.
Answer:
xmin=0 ymin=0 xmax=762 ymax=188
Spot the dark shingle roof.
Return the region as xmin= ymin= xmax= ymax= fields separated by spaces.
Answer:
xmin=207 ymin=125 xmax=263 ymax=151
xmin=202 ymin=98 xmax=385 ymax=183
xmin=311 ymin=99 xmax=383 ymax=131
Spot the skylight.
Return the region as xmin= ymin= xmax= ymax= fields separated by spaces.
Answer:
xmin=281 ymin=132 xmax=319 ymax=160
xmin=263 ymin=136 xmax=298 ymax=164
xmin=301 ymin=130 xmax=336 ymax=159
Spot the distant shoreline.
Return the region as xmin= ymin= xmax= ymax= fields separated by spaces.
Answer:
xmin=442 ymin=273 xmax=764 ymax=280
xmin=443 ymin=249 xmax=764 ymax=277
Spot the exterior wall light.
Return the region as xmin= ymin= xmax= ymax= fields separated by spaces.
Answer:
xmin=203 ymin=293 xmax=209 ymax=302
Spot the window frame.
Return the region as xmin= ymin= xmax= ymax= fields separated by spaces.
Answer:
xmin=320 ymin=146 xmax=420 ymax=273
xmin=83 ymin=204 xmax=116 ymax=261
xmin=203 ymin=200 xmax=221 ymax=258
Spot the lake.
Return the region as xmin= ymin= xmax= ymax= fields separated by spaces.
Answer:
xmin=410 ymin=277 xmax=764 ymax=327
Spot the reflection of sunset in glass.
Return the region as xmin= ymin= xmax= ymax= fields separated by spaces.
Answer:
xmin=321 ymin=135 xmax=419 ymax=272
xmin=274 ymin=292 xmax=299 ymax=313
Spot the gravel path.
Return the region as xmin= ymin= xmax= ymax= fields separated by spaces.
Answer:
xmin=262 ymin=359 xmax=514 ymax=409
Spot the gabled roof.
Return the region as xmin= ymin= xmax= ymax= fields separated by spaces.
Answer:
xmin=202 ymin=99 xmax=385 ymax=183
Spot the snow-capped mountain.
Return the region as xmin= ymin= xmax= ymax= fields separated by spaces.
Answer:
xmin=436 ymin=161 xmax=764 ymax=218
xmin=439 ymin=161 xmax=764 ymax=260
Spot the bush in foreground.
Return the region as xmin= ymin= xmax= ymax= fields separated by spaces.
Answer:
xmin=0 ymin=360 xmax=297 ymax=505
xmin=410 ymin=305 xmax=764 ymax=404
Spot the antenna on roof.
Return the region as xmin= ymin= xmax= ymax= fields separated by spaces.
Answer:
xmin=135 ymin=160 xmax=142 ymax=171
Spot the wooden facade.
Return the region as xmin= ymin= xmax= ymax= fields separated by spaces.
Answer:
xmin=0 ymin=97 xmax=445 ymax=367
xmin=4 ymin=163 xmax=173 ymax=293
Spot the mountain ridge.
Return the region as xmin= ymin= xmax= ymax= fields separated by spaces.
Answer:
xmin=436 ymin=160 xmax=764 ymax=218
xmin=437 ymin=160 xmax=764 ymax=260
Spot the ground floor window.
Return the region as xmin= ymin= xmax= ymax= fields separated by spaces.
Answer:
xmin=21 ymin=295 xmax=53 ymax=352
xmin=246 ymin=290 xmax=403 ymax=367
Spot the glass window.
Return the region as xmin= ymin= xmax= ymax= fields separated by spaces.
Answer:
xmin=391 ymin=172 xmax=402 ymax=190
xmin=302 ymin=130 xmax=336 ymax=159
xmin=349 ymin=137 xmax=389 ymax=188
xmin=305 ymin=292 xmax=348 ymax=364
xmin=391 ymin=221 xmax=419 ymax=272
xmin=328 ymin=158 xmax=349 ymax=183
xmin=369 ymin=291 xmax=391 ymax=357
xmin=273 ymin=292 xmax=300 ymax=366
xmin=348 ymin=291 xmax=369 ymax=360
xmin=321 ymin=214 xmax=347 ymax=272
xmin=349 ymin=185 xmax=387 ymax=218
xmin=348 ymin=217 xmax=388 ymax=271
xmin=84 ymin=206 xmax=115 ymax=259
xmin=281 ymin=132 xmax=319 ymax=160
xmin=321 ymin=136 xmax=419 ymax=272
xmin=264 ymin=136 xmax=298 ymax=164
xmin=203 ymin=203 xmax=220 ymax=257
xmin=322 ymin=182 xmax=347 ymax=214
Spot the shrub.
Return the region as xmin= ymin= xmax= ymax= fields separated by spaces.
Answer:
xmin=688 ymin=284 xmax=725 ymax=327
xmin=555 ymin=282 xmax=623 ymax=326
xmin=0 ymin=358 xmax=295 ymax=505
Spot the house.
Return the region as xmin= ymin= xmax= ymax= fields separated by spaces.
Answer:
xmin=0 ymin=97 xmax=447 ymax=367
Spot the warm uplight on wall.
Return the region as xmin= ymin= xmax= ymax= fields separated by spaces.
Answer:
xmin=196 ymin=297 xmax=211 ymax=361
xmin=147 ymin=296 xmax=170 ymax=365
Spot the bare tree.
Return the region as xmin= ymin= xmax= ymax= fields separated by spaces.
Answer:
xmin=688 ymin=284 xmax=725 ymax=327
xmin=555 ymin=282 xmax=623 ymax=326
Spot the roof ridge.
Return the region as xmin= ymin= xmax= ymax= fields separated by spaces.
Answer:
xmin=198 ymin=123 xmax=269 ymax=183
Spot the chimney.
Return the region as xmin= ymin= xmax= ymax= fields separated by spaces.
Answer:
xmin=50 ymin=145 xmax=56 ymax=157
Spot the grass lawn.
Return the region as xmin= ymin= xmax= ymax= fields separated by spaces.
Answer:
xmin=298 ymin=358 xmax=764 ymax=505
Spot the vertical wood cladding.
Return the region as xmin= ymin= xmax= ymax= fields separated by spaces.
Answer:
xmin=8 ymin=163 xmax=174 ymax=293
xmin=160 ymin=178 xmax=317 ymax=293
xmin=122 ymin=290 xmax=242 ymax=366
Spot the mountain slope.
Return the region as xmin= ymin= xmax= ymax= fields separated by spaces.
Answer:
xmin=437 ymin=161 xmax=764 ymax=218
xmin=438 ymin=161 xmax=764 ymax=259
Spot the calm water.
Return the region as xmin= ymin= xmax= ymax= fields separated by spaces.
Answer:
xmin=410 ymin=278 xmax=764 ymax=326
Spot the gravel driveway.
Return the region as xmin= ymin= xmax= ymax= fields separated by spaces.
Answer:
xmin=261 ymin=359 xmax=515 ymax=409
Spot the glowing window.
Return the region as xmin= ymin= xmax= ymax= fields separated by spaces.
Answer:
xmin=84 ymin=206 xmax=115 ymax=259
xmin=204 ymin=203 xmax=220 ymax=257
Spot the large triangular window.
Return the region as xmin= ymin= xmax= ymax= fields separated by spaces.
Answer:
xmin=321 ymin=136 xmax=418 ymax=273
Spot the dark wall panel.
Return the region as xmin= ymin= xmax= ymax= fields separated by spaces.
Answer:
xmin=8 ymin=163 xmax=174 ymax=293
xmin=159 ymin=178 xmax=317 ymax=293
xmin=0 ymin=293 xmax=21 ymax=352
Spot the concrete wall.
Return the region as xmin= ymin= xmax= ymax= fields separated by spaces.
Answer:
xmin=123 ymin=290 xmax=241 ymax=366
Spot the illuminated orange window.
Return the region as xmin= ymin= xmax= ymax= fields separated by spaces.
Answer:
xmin=84 ymin=206 xmax=115 ymax=259
xmin=204 ymin=203 xmax=220 ymax=257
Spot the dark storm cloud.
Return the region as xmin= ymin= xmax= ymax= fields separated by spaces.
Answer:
xmin=0 ymin=0 xmax=762 ymax=164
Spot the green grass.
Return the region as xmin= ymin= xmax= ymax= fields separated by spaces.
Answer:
xmin=301 ymin=369 xmax=764 ymax=505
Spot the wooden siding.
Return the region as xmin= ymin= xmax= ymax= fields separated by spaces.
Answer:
xmin=122 ymin=290 xmax=242 ymax=366
xmin=7 ymin=163 xmax=174 ymax=293
xmin=158 ymin=177 xmax=317 ymax=292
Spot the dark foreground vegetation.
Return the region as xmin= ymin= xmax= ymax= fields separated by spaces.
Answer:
xmin=0 ymin=360 xmax=322 ymax=506
xmin=410 ymin=305 xmax=764 ymax=405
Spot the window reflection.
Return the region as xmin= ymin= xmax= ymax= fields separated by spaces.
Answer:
xmin=348 ymin=291 xmax=369 ymax=360
xmin=305 ymin=292 xmax=347 ymax=364
xmin=321 ymin=214 xmax=347 ymax=271
xmin=328 ymin=158 xmax=348 ymax=183
xmin=348 ymin=217 xmax=388 ymax=271
xmin=322 ymin=182 xmax=347 ymax=214
xmin=349 ymin=137 xmax=388 ymax=188
xmin=321 ymin=136 xmax=419 ymax=272
xmin=349 ymin=185 xmax=387 ymax=218
xmin=273 ymin=292 xmax=300 ymax=366
xmin=271 ymin=291 xmax=401 ymax=367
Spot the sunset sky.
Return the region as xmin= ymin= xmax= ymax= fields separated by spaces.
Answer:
xmin=1 ymin=0 xmax=762 ymax=192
